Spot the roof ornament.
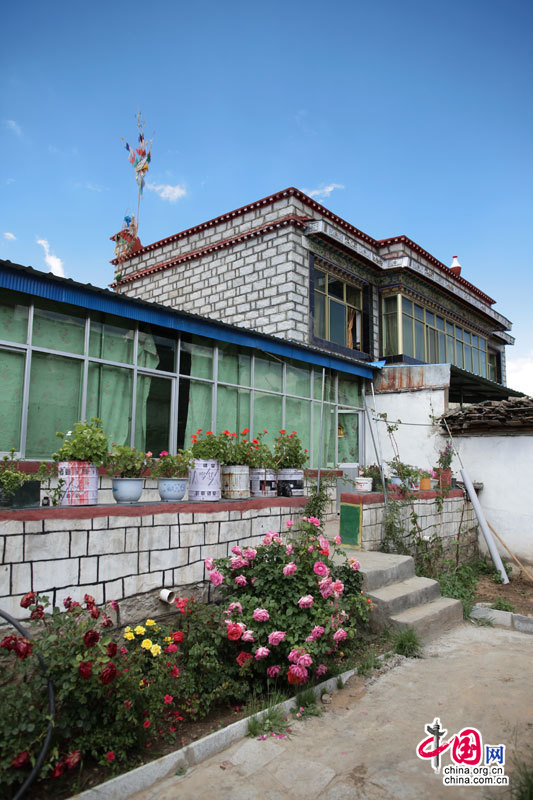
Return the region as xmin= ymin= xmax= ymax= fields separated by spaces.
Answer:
xmin=121 ymin=112 xmax=154 ymax=230
xmin=450 ymin=255 xmax=462 ymax=276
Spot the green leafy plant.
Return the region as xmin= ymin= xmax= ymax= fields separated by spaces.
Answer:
xmin=53 ymin=418 xmax=109 ymax=464
xmin=217 ymin=429 xmax=255 ymax=466
xmin=0 ymin=449 xmax=29 ymax=498
xmin=357 ymin=650 xmax=382 ymax=676
xmin=151 ymin=449 xmax=193 ymax=478
xmin=359 ymin=464 xmax=383 ymax=490
xmin=303 ymin=472 xmax=337 ymax=525
xmin=245 ymin=431 xmax=275 ymax=469
xmin=273 ymin=430 xmax=308 ymax=469
xmin=247 ymin=707 xmax=289 ymax=738
xmin=106 ymin=445 xmax=150 ymax=478
xmin=387 ymin=457 xmax=420 ymax=485
xmin=437 ymin=440 xmax=453 ymax=470
xmin=392 ymin=627 xmax=421 ymax=658
xmin=189 ymin=429 xmax=225 ymax=461
xmin=491 ymin=597 xmax=515 ymax=613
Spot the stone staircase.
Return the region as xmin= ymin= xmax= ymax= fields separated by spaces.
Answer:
xmin=339 ymin=549 xmax=463 ymax=640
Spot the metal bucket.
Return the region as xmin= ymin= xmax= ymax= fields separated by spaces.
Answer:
xmin=277 ymin=468 xmax=305 ymax=497
xmin=188 ymin=459 xmax=221 ymax=501
xmin=58 ymin=461 xmax=98 ymax=505
xmin=221 ymin=465 xmax=250 ymax=499
xmin=250 ymin=468 xmax=277 ymax=498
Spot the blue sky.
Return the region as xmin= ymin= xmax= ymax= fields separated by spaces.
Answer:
xmin=2 ymin=0 xmax=532 ymax=391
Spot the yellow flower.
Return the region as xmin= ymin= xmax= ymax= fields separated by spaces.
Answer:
xmin=134 ymin=625 xmax=145 ymax=635
xmin=141 ymin=639 xmax=153 ymax=650
xmin=150 ymin=644 xmax=162 ymax=657
xmin=124 ymin=631 xmax=135 ymax=640
xmin=124 ymin=626 xmax=132 ymax=633
xmin=164 ymin=636 xmax=171 ymax=643
xmin=145 ymin=619 xmax=156 ymax=626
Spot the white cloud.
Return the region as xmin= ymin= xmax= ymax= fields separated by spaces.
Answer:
xmin=146 ymin=182 xmax=187 ymax=202
xmin=4 ymin=232 xmax=16 ymax=241
xmin=506 ymin=353 xmax=533 ymax=396
xmin=36 ymin=238 xmax=64 ymax=278
xmin=4 ymin=119 xmax=22 ymax=137
xmin=301 ymin=183 xmax=345 ymax=200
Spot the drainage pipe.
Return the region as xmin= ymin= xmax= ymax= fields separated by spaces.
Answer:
xmin=460 ymin=468 xmax=509 ymax=584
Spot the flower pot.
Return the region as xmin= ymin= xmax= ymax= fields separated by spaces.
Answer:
xmin=58 ymin=461 xmax=98 ymax=506
xmin=355 ymin=477 xmax=373 ymax=492
xmin=221 ymin=465 xmax=250 ymax=499
xmin=157 ymin=478 xmax=188 ymax=502
xmin=0 ymin=480 xmax=41 ymax=508
xmin=112 ymin=477 xmax=144 ymax=504
xmin=438 ymin=468 xmax=452 ymax=489
xmin=419 ymin=477 xmax=431 ymax=491
xmin=188 ymin=459 xmax=221 ymax=502
xmin=277 ymin=468 xmax=305 ymax=497
xmin=250 ymin=468 xmax=277 ymax=498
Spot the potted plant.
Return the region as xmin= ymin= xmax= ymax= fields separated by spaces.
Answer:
xmin=419 ymin=468 xmax=437 ymax=491
xmin=151 ymin=449 xmax=193 ymax=502
xmin=218 ymin=429 xmax=251 ymax=500
xmin=387 ymin=457 xmax=420 ymax=490
xmin=52 ymin=418 xmax=108 ymax=506
xmin=0 ymin=450 xmax=40 ymax=508
xmin=188 ymin=429 xmax=223 ymax=502
xmin=274 ymin=430 xmax=308 ymax=497
xmin=246 ymin=431 xmax=277 ymax=497
xmin=358 ymin=463 xmax=384 ymax=492
xmin=105 ymin=445 xmax=150 ymax=504
xmin=436 ymin=441 xmax=453 ymax=488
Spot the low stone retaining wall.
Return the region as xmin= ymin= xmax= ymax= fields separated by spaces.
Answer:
xmin=340 ymin=490 xmax=479 ymax=561
xmin=0 ymin=498 xmax=306 ymax=624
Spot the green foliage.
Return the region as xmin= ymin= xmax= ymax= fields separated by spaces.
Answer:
xmin=303 ymin=473 xmax=336 ymax=525
xmin=435 ymin=560 xmax=480 ymax=618
xmin=53 ymin=418 xmax=109 ymax=464
xmin=151 ymin=449 xmax=193 ymax=478
xmin=189 ymin=430 xmax=225 ymax=461
xmin=387 ymin=457 xmax=420 ymax=484
xmin=106 ymin=445 xmax=150 ymax=478
xmin=245 ymin=431 xmax=275 ymax=469
xmin=392 ymin=628 xmax=421 ymax=658
xmin=273 ymin=430 xmax=308 ymax=469
xmin=359 ymin=464 xmax=383 ymax=490
xmin=247 ymin=707 xmax=289 ymax=738
xmin=0 ymin=449 xmax=29 ymax=497
xmin=437 ymin=440 xmax=453 ymax=470
xmin=357 ymin=650 xmax=382 ymax=676
xmin=491 ymin=597 xmax=515 ymax=613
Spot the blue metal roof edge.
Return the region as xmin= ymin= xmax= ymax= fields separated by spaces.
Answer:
xmin=0 ymin=263 xmax=375 ymax=380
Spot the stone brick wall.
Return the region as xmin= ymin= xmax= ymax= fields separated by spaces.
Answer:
xmin=0 ymin=498 xmax=307 ymax=625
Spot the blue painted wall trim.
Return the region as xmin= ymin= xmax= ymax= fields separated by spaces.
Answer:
xmin=0 ymin=263 xmax=375 ymax=379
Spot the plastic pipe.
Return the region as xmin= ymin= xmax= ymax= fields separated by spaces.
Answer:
xmin=460 ymin=468 xmax=509 ymax=584
xmin=159 ymin=588 xmax=176 ymax=604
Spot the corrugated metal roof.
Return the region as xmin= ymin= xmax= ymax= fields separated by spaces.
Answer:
xmin=0 ymin=260 xmax=376 ymax=380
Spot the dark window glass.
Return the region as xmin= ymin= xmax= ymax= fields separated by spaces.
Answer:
xmin=328 ymin=278 xmax=344 ymax=300
xmin=329 ymin=300 xmax=346 ymax=346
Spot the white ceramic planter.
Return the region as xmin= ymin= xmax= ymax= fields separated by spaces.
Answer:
xmin=58 ymin=461 xmax=98 ymax=505
xmin=355 ymin=476 xmax=373 ymax=492
xmin=221 ymin=465 xmax=250 ymax=499
xmin=277 ymin=468 xmax=305 ymax=497
xmin=157 ymin=478 xmax=188 ymax=502
xmin=188 ymin=459 xmax=221 ymax=502
xmin=112 ymin=477 xmax=144 ymax=504
xmin=250 ymin=468 xmax=277 ymax=497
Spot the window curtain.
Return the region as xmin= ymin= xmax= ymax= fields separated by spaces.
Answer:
xmin=0 ymin=349 xmax=25 ymax=451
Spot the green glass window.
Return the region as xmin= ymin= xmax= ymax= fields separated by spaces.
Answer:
xmin=135 ymin=374 xmax=172 ymax=455
xmin=253 ymin=391 xmax=282 ymax=446
xmin=329 ymin=300 xmax=346 ymax=346
xmin=138 ymin=325 xmax=175 ymax=372
xmin=0 ymin=292 xmax=29 ymax=344
xmin=86 ymin=363 xmax=133 ymax=447
xmin=90 ymin=314 xmax=134 ymax=363
xmin=33 ymin=301 xmax=85 ymax=355
xmin=338 ymin=375 xmax=362 ymax=407
xmin=216 ymin=385 xmax=250 ymax=435
xmin=180 ymin=379 xmax=212 ymax=447
xmin=313 ymin=267 xmax=362 ymax=349
xmin=254 ymin=355 xmax=282 ymax=393
xmin=414 ymin=320 xmax=425 ymax=360
xmin=26 ymin=353 xmax=83 ymax=458
xmin=218 ymin=342 xmax=251 ymax=386
xmin=286 ymin=361 xmax=310 ymax=398
xmin=0 ymin=349 xmax=25 ymax=450
xmin=180 ymin=336 xmax=212 ymax=380
xmin=402 ymin=315 xmax=414 ymax=356
xmin=338 ymin=410 xmax=359 ymax=464
xmin=313 ymin=403 xmax=336 ymax=467
xmin=313 ymin=371 xmax=335 ymax=402
xmin=314 ymin=292 xmax=326 ymax=339
xmin=285 ymin=397 xmax=311 ymax=456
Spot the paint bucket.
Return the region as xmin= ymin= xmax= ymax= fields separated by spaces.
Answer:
xmin=221 ymin=465 xmax=250 ymax=499
xmin=188 ymin=459 xmax=221 ymax=501
xmin=277 ymin=468 xmax=305 ymax=497
xmin=250 ymin=468 xmax=277 ymax=498
xmin=58 ymin=461 xmax=98 ymax=505
xmin=355 ymin=477 xmax=373 ymax=492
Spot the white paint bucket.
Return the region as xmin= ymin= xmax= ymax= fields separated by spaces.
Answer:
xmin=188 ymin=459 xmax=221 ymax=502
xmin=277 ymin=468 xmax=305 ymax=497
xmin=250 ymin=468 xmax=277 ymax=497
xmin=355 ymin=477 xmax=373 ymax=492
xmin=221 ymin=465 xmax=250 ymax=499
xmin=58 ymin=461 xmax=98 ymax=505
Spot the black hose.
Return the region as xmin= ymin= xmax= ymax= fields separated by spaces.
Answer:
xmin=0 ymin=608 xmax=55 ymax=800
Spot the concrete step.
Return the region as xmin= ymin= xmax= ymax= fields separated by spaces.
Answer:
xmin=368 ymin=576 xmax=442 ymax=627
xmin=347 ymin=550 xmax=415 ymax=591
xmin=389 ymin=596 xmax=464 ymax=641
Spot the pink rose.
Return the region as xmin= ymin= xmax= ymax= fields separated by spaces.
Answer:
xmin=349 ymin=557 xmax=361 ymax=571
xmin=267 ymin=665 xmax=281 ymax=678
xmin=298 ymin=595 xmax=314 ymax=609
xmin=263 ymin=534 xmax=273 ymax=545
xmin=332 ymin=580 xmax=344 ymax=596
xmin=315 ymin=664 xmax=328 ymax=678
xmin=308 ymin=516 xmax=320 ymax=527
xmin=268 ymin=631 xmax=286 ymax=646
xmin=319 ymin=577 xmax=333 ymax=599
xmin=241 ymin=630 xmax=255 ymax=642
xmin=231 ymin=546 xmax=242 ymax=556
xmin=311 ymin=625 xmax=325 ymax=640
xmin=289 ymin=663 xmax=308 ymax=682
xmin=286 ymin=520 xmax=294 ymax=528
xmin=204 ymin=558 xmax=214 ymax=571
xmin=234 ymin=575 xmax=248 ymax=587
xmin=159 ymin=450 xmax=169 ymax=457
xmin=297 ymin=653 xmax=313 ymax=667
xmin=313 ymin=561 xmax=329 ymax=577
xmin=334 ymin=535 xmax=341 ymax=545
xmin=333 ymin=628 xmax=347 ymax=642
xmin=243 ymin=548 xmax=257 ymax=560
xmin=285 ymin=544 xmax=293 ymax=556
xmin=253 ymin=608 xmax=270 ymax=622
xmin=318 ymin=536 xmax=329 ymax=551
xmin=228 ymin=601 xmax=242 ymax=615
xmin=209 ymin=570 xmax=223 ymax=586
xmin=230 ymin=556 xmax=249 ymax=570
xmin=273 ymin=536 xmax=283 ymax=545
xmin=254 ymin=646 xmax=270 ymax=660
xmin=283 ymin=562 xmax=297 ymax=577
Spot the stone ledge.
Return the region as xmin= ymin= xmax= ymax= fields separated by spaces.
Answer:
xmin=341 ymin=489 xmax=464 ymax=505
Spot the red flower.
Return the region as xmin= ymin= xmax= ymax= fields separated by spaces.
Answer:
xmin=30 ymin=605 xmax=45 ymax=620
xmin=106 ymin=751 xmax=115 ymax=763
xmin=263 ymin=429 xmax=268 ymax=433
xmin=165 ymin=643 xmax=178 ymax=653
xmin=100 ymin=614 xmax=113 ymax=628
xmin=241 ymin=428 xmax=250 ymax=435
xmin=99 ymin=662 xmax=117 ymax=685
xmin=1 ymin=634 xmax=16 ymax=651
xmin=287 ymin=668 xmax=304 ymax=685
xmin=196 ymin=429 xmax=203 ymax=433
xmin=65 ymin=750 xmax=81 ymax=770
xmin=78 ymin=661 xmax=93 ymax=679
xmin=164 ymin=694 xmax=173 ymax=704
xmin=252 ymin=439 xmax=259 ymax=445
xmin=106 ymin=642 xmax=117 ymax=657
xmin=83 ymin=630 xmax=100 ymax=647
xmin=206 ymin=431 xmax=214 ymax=435
xmin=226 ymin=623 xmax=243 ymax=641
xmin=14 ymin=638 xmax=33 ymax=660
xmin=223 ymin=429 xmax=230 ymax=435
xmin=63 ymin=596 xmax=73 ymax=609
xmin=90 ymin=606 xmax=100 ymax=619
xmin=143 ymin=719 xmax=151 ymax=728
xmin=236 ymin=651 xmax=252 ymax=667
xmin=124 ymin=700 xmax=132 ymax=707
xmin=170 ymin=666 xmax=180 ymax=678
xmin=20 ymin=591 xmax=36 ymax=609
xmin=169 ymin=725 xmax=177 ymax=732
xmin=172 ymin=711 xmax=184 ymax=720
xmin=51 ymin=760 xmax=66 ymax=778
xmin=172 ymin=631 xmax=184 ymax=643
xmin=12 ymin=750 xmax=30 ymax=768
xmin=279 ymin=429 xmax=286 ymax=434
xmin=84 ymin=594 xmax=96 ymax=607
